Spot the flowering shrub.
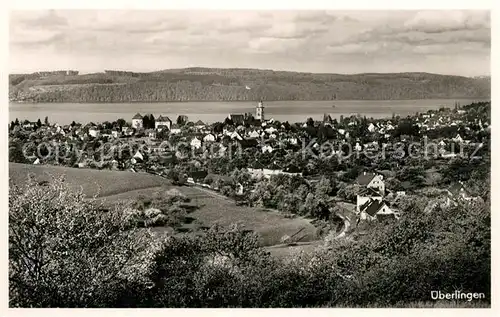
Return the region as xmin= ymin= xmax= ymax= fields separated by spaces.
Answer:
xmin=9 ymin=174 xmax=160 ymax=307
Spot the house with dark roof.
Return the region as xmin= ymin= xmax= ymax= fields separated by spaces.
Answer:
xmin=155 ymin=115 xmax=172 ymax=130
xmin=228 ymin=114 xmax=245 ymax=125
xmin=445 ymin=181 xmax=479 ymax=204
xmin=170 ymin=124 xmax=182 ymax=134
xmin=132 ymin=113 xmax=143 ymax=129
xmin=188 ymin=170 xmax=209 ymax=183
xmin=356 ymin=187 xmax=383 ymax=213
xmin=194 ymin=120 xmax=205 ymax=129
xmin=355 ymin=172 xmax=385 ymax=195
xmin=359 ymin=199 xmax=396 ymax=221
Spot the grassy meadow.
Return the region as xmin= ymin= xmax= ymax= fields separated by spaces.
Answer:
xmin=10 ymin=163 xmax=320 ymax=248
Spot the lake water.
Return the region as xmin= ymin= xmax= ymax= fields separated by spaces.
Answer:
xmin=9 ymin=99 xmax=486 ymax=125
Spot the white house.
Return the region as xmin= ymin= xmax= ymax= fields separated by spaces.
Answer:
xmin=248 ymin=130 xmax=260 ymax=139
xmin=355 ymin=172 xmax=385 ymax=195
xmin=356 ymin=187 xmax=383 ymax=213
xmin=170 ymin=124 xmax=181 ymax=134
xmin=190 ymin=137 xmax=202 ymax=149
xmin=132 ymin=113 xmax=143 ymax=129
xmin=452 ymin=134 xmax=464 ymax=143
xmin=155 ymin=115 xmax=172 ymax=130
xmin=230 ymin=131 xmax=244 ymax=141
xmin=262 ymin=145 xmax=273 ymax=153
xmin=218 ymin=144 xmax=227 ymax=155
xmin=89 ymin=128 xmax=100 ymax=138
xmin=359 ymin=199 xmax=396 ymax=221
xmin=287 ymin=137 xmax=298 ymax=145
xmin=367 ymin=123 xmax=376 ymax=133
xmin=122 ymin=127 xmax=134 ymax=136
xmin=354 ymin=142 xmax=362 ymax=152
xmin=203 ymin=133 xmax=216 ymax=142
xmin=265 ymin=127 xmax=278 ymax=134
xmin=131 ymin=150 xmax=144 ymax=164
xmin=236 ymin=183 xmax=244 ymax=196
xmin=111 ymin=130 xmax=120 ymax=138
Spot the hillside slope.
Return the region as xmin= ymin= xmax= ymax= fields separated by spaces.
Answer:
xmin=9 ymin=68 xmax=491 ymax=102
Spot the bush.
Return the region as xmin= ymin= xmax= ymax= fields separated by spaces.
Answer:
xmin=9 ymin=174 xmax=159 ymax=307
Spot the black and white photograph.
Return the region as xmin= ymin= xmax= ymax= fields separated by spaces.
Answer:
xmin=7 ymin=4 xmax=492 ymax=310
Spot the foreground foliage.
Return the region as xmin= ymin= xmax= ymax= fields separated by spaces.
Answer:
xmin=9 ymin=176 xmax=490 ymax=307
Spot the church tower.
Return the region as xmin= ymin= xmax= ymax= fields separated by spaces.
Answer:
xmin=256 ymin=100 xmax=265 ymax=121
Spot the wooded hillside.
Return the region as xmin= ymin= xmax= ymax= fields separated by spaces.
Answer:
xmin=9 ymin=68 xmax=491 ymax=102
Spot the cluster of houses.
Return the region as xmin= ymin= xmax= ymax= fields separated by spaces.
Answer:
xmin=13 ymin=100 xmax=487 ymax=163
xmin=352 ymin=170 xmax=482 ymax=223
xmin=353 ymin=172 xmax=397 ymax=222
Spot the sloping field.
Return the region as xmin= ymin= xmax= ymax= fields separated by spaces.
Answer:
xmin=9 ymin=163 xmax=170 ymax=197
xmin=10 ymin=163 xmax=320 ymax=248
xmin=177 ymin=186 xmax=319 ymax=246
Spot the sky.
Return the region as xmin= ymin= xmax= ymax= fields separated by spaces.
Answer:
xmin=9 ymin=10 xmax=491 ymax=76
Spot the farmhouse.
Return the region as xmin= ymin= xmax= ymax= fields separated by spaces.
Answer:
xmin=355 ymin=172 xmax=385 ymax=195
xmin=359 ymin=199 xmax=396 ymax=221
xmin=446 ymin=181 xmax=479 ymax=203
xmin=356 ymin=187 xmax=383 ymax=213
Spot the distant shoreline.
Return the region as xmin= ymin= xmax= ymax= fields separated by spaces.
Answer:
xmin=9 ymin=97 xmax=490 ymax=105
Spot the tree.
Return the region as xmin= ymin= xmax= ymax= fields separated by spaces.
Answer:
xmin=143 ymin=115 xmax=151 ymax=129
xmin=9 ymin=175 xmax=158 ymax=307
xmin=9 ymin=142 xmax=26 ymax=163
xmin=315 ymin=176 xmax=332 ymax=200
xmin=44 ymin=116 xmax=49 ymax=126
xmin=213 ymin=122 xmax=224 ymax=133
xmin=36 ymin=119 xmax=42 ymax=128
xmin=177 ymin=115 xmax=188 ymax=126
xmin=116 ymin=118 xmax=126 ymax=128
xmin=148 ymin=114 xmax=155 ymax=129
xmin=306 ymin=117 xmax=314 ymax=127
xmin=337 ymin=184 xmax=363 ymax=202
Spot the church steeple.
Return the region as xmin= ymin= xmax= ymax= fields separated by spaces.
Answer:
xmin=256 ymin=100 xmax=265 ymax=121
